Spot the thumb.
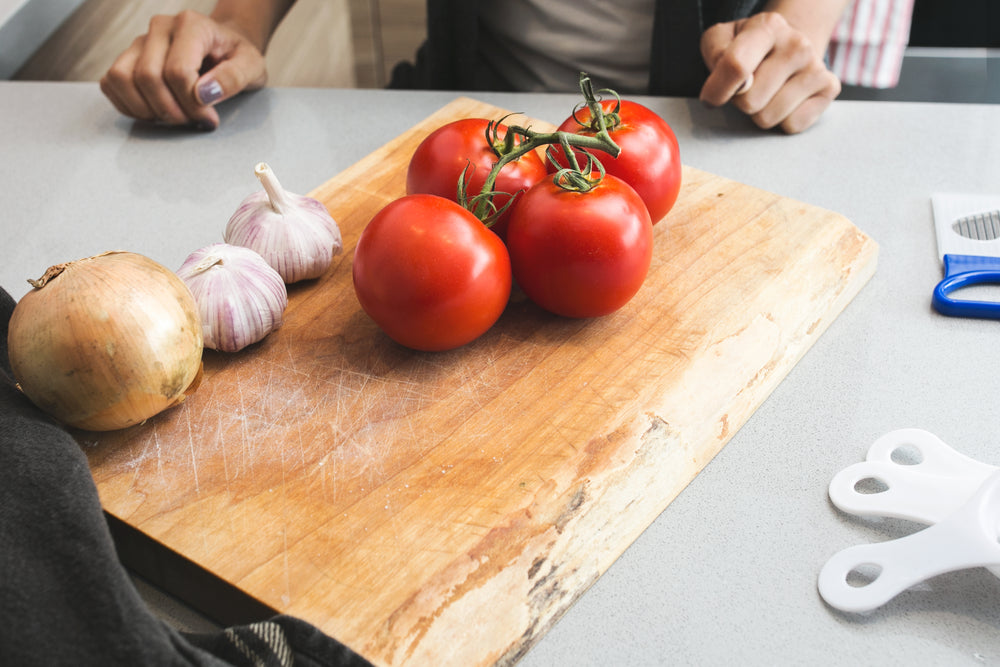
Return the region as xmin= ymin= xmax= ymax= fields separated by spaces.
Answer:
xmin=193 ymin=43 xmax=268 ymax=106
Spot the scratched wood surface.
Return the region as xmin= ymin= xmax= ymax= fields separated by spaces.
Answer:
xmin=81 ymin=98 xmax=878 ymax=666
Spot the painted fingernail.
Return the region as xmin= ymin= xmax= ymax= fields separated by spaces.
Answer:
xmin=197 ymin=78 xmax=224 ymax=105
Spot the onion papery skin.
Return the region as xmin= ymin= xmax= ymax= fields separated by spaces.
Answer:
xmin=176 ymin=243 xmax=288 ymax=352
xmin=8 ymin=252 xmax=204 ymax=431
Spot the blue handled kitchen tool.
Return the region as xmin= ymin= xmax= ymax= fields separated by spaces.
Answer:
xmin=931 ymin=193 xmax=1000 ymax=319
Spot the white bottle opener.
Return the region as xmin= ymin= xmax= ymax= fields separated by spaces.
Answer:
xmin=827 ymin=428 xmax=997 ymax=523
xmin=818 ymin=429 xmax=1000 ymax=613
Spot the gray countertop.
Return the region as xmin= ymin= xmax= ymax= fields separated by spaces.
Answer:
xmin=3 ymin=81 xmax=1000 ymax=665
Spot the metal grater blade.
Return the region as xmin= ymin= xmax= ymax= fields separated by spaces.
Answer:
xmin=952 ymin=210 xmax=1000 ymax=241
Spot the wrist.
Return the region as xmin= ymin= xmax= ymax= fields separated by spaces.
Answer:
xmin=210 ymin=0 xmax=295 ymax=52
xmin=762 ymin=0 xmax=852 ymax=56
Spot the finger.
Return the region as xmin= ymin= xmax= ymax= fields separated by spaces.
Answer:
xmin=699 ymin=20 xmax=738 ymax=72
xmin=700 ymin=16 xmax=782 ymax=106
xmin=730 ymin=31 xmax=816 ymax=116
xmin=160 ymin=13 xmax=224 ymax=128
xmin=165 ymin=13 xmax=268 ymax=129
xmin=778 ymin=68 xmax=841 ymax=134
xmin=700 ymin=21 xmax=753 ymax=105
xmin=99 ymin=77 xmax=132 ymax=118
xmin=185 ymin=40 xmax=268 ymax=129
xmin=132 ymin=14 xmax=190 ymax=125
xmin=779 ymin=94 xmax=834 ymax=134
xmin=735 ymin=73 xmax=753 ymax=95
xmin=195 ymin=39 xmax=269 ymax=105
xmin=100 ymin=36 xmax=158 ymax=121
xmin=751 ymin=66 xmax=841 ymax=132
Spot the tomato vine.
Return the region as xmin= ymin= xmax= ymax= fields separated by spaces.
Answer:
xmin=464 ymin=72 xmax=623 ymax=221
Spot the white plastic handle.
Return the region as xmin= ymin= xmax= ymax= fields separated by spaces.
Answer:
xmin=864 ymin=428 xmax=996 ymax=477
xmin=819 ymin=470 xmax=1000 ymax=613
xmin=828 ymin=461 xmax=992 ymax=524
xmin=828 ymin=429 xmax=997 ymax=523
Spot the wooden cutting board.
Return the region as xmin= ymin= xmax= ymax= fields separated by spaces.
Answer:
xmin=82 ymin=98 xmax=877 ymax=666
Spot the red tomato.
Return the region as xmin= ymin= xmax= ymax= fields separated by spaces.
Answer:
xmin=406 ymin=118 xmax=548 ymax=240
xmin=353 ymin=194 xmax=512 ymax=351
xmin=506 ymin=175 xmax=653 ymax=318
xmin=553 ymin=100 xmax=681 ymax=224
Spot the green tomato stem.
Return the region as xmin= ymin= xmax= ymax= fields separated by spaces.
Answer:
xmin=470 ymin=72 xmax=622 ymax=222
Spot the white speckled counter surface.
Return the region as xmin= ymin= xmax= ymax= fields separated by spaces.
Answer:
xmin=3 ymin=81 xmax=999 ymax=665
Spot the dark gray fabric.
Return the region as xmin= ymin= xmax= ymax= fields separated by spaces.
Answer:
xmin=650 ymin=0 xmax=768 ymax=96
xmin=0 ymin=286 xmax=371 ymax=667
xmin=390 ymin=0 xmax=767 ymax=95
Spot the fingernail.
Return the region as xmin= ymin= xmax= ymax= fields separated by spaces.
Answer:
xmin=194 ymin=120 xmax=217 ymax=132
xmin=197 ymin=78 xmax=224 ymax=105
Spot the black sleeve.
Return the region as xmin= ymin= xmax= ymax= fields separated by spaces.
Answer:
xmin=648 ymin=0 xmax=768 ymax=97
xmin=0 ymin=287 xmax=371 ymax=667
xmin=388 ymin=0 xmax=480 ymax=90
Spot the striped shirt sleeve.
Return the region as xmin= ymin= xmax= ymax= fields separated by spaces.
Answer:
xmin=827 ymin=0 xmax=916 ymax=88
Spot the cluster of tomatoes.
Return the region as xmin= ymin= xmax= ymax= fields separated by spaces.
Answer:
xmin=352 ymin=81 xmax=682 ymax=352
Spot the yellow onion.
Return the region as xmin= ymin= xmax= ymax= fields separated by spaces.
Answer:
xmin=7 ymin=251 xmax=204 ymax=431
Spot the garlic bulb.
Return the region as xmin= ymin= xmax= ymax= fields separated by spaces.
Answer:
xmin=8 ymin=251 xmax=203 ymax=432
xmin=224 ymin=162 xmax=343 ymax=283
xmin=177 ymin=243 xmax=288 ymax=353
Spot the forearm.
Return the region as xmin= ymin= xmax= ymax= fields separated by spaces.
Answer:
xmin=763 ymin=0 xmax=852 ymax=55
xmin=210 ymin=0 xmax=297 ymax=52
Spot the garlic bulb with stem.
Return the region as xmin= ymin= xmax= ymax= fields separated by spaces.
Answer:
xmin=224 ymin=162 xmax=343 ymax=284
xmin=177 ymin=243 xmax=288 ymax=353
xmin=7 ymin=251 xmax=204 ymax=432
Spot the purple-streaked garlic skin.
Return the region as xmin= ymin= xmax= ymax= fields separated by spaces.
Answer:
xmin=177 ymin=243 xmax=288 ymax=353
xmin=224 ymin=162 xmax=343 ymax=284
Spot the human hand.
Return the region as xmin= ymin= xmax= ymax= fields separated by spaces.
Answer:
xmin=699 ymin=12 xmax=841 ymax=134
xmin=100 ymin=10 xmax=269 ymax=130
